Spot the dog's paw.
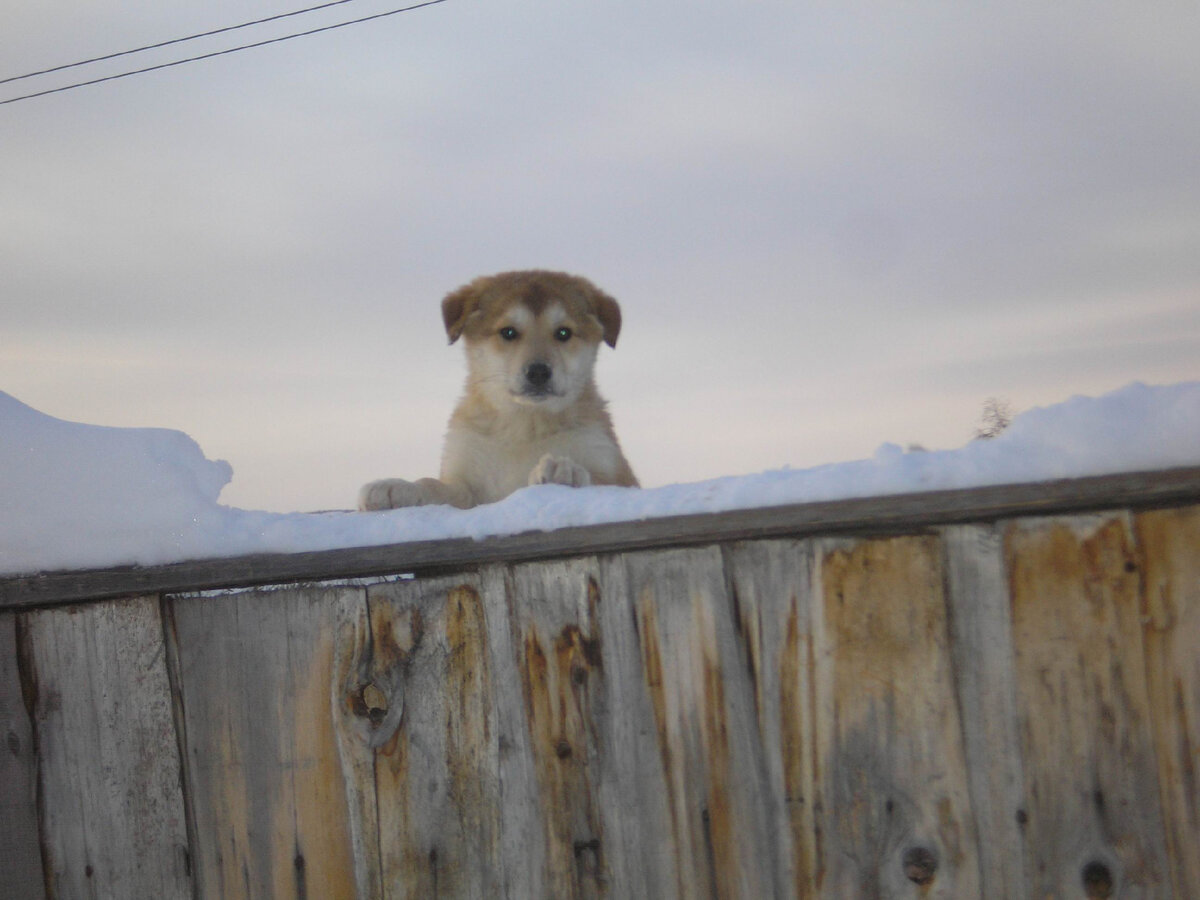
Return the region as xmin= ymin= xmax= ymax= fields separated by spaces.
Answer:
xmin=528 ymin=454 xmax=593 ymax=489
xmin=358 ymin=478 xmax=426 ymax=511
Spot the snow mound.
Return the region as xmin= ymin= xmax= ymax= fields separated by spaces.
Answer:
xmin=0 ymin=395 xmax=235 ymax=573
xmin=2 ymin=381 xmax=1199 ymax=576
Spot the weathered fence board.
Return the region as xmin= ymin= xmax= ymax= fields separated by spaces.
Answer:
xmin=16 ymin=596 xmax=192 ymax=898
xmin=724 ymin=539 xmax=821 ymax=897
xmin=3 ymin=472 xmax=1200 ymax=899
xmin=620 ymin=546 xmax=780 ymax=898
xmin=357 ymin=573 xmax=507 ymax=900
xmin=1006 ymin=515 xmax=1171 ymax=898
xmin=167 ymin=585 xmax=366 ymax=898
xmin=816 ymin=535 xmax=980 ymax=897
xmin=1133 ymin=506 xmax=1200 ymax=898
xmin=941 ymin=525 xmax=1027 ymax=897
xmin=0 ymin=613 xmax=45 ymax=900
xmin=507 ymin=557 xmax=627 ymax=899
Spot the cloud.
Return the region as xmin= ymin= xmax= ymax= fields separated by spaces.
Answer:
xmin=3 ymin=2 xmax=1199 ymax=510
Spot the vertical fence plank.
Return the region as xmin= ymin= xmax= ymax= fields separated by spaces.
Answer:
xmin=168 ymin=585 xmax=366 ymax=899
xmin=941 ymin=525 xmax=1027 ymax=898
xmin=1005 ymin=515 xmax=1170 ymax=897
xmin=814 ymin=534 xmax=980 ymax=898
xmin=506 ymin=557 xmax=618 ymax=899
xmin=611 ymin=545 xmax=779 ymax=899
xmin=508 ymin=555 xmax=690 ymax=899
xmin=475 ymin=563 xmax=556 ymax=900
xmin=1135 ymin=506 xmax=1200 ymax=898
xmin=0 ymin=612 xmax=45 ymax=900
xmin=724 ymin=539 xmax=821 ymax=898
xmin=330 ymin=577 xmax=385 ymax=899
xmin=362 ymin=572 xmax=506 ymax=900
xmin=580 ymin=553 xmax=684 ymax=900
xmin=18 ymin=596 xmax=192 ymax=898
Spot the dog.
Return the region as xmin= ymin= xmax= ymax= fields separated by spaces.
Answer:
xmin=359 ymin=270 xmax=638 ymax=510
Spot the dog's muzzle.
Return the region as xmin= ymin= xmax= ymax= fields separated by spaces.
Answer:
xmin=523 ymin=362 xmax=554 ymax=396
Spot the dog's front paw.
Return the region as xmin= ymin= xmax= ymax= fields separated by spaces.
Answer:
xmin=529 ymin=454 xmax=592 ymax=489
xmin=359 ymin=478 xmax=425 ymax=511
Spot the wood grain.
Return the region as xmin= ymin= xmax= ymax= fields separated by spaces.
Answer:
xmin=167 ymin=585 xmax=366 ymax=899
xmin=615 ymin=546 xmax=779 ymax=899
xmin=0 ymin=612 xmax=45 ymax=900
xmin=724 ymin=539 xmax=821 ymax=897
xmin=18 ymin=596 xmax=192 ymax=898
xmin=1005 ymin=514 xmax=1170 ymax=897
xmin=941 ymin=525 xmax=1027 ymax=898
xmin=360 ymin=572 xmax=506 ymax=900
xmin=1134 ymin=506 xmax=1200 ymax=897
xmin=507 ymin=558 xmax=614 ymax=899
xmin=814 ymin=534 xmax=980 ymax=898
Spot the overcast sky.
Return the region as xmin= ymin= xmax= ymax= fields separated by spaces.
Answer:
xmin=3 ymin=2 xmax=1199 ymax=512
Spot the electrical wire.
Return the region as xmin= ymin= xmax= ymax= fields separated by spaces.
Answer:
xmin=1 ymin=0 xmax=375 ymax=85
xmin=0 ymin=0 xmax=449 ymax=106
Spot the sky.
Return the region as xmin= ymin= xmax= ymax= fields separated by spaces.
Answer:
xmin=3 ymin=1 xmax=1199 ymax=513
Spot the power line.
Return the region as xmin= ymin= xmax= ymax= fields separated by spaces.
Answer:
xmin=0 ymin=0 xmax=449 ymax=106
xmin=1 ymin=0 xmax=374 ymax=86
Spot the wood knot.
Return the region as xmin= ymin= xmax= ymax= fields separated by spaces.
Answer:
xmin=350 ymin=682 xmax=389 ymax=723
xmin=573 ymin=837 xmax=601 ymax=857
xmin=1082 ymin=860 xmax=1114 ymax=898
xmin=573 ymin=837 xmax=604 ymax=884
xmin=903 ymin=847 xmax=938 ymax=886
xmin=555 ymin=738 xmax=573 ymax=759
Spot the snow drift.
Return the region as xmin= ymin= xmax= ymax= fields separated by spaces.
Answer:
xmin=2 ymin=381 xmax=1198 ymax=576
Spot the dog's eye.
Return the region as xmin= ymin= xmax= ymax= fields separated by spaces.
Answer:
xmin=499 ymin=327 xmax=519 ymax=341
xmin=554 ymin=327 xmax=572 ymax=342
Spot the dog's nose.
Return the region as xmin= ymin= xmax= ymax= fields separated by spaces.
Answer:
xmin=525 ymin=362 xmax=552 ymax=387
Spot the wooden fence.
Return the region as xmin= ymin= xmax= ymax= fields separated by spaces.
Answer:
xmin=2 ymin=467 xmax=1199 ymax=899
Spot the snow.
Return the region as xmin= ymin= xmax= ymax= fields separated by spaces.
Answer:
xmin=2 ymin=380 xmax=1199 ymax=577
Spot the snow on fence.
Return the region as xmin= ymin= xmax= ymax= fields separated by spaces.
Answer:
xmin=2 ymin=467 xmax=1199 ymax=899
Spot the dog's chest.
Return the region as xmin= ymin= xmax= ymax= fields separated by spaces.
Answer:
xmin=444 ymin=421 xmax=619 ymax=503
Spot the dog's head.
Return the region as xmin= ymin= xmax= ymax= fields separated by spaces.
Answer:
xmin=441 ymin=270 xmax=622 ymax=412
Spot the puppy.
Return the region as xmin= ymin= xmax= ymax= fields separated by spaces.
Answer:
xmin=359 ymin=270 xmax=638 ymax=510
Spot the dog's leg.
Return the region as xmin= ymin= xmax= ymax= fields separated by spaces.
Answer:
xmin=528 ymin=454 xmax=593 ymax=489
xmin=358 ymin=477 xmax=473 ymax=510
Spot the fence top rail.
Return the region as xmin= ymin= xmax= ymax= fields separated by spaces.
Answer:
xmin=4 ymin=465 xmax=1200 ymax=610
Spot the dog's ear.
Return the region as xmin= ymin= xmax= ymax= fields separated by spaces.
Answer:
xmin=441 ymin=283 xmax=479 ymax=344
xmin=591 ymin=289 xmax=622 ymax=348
